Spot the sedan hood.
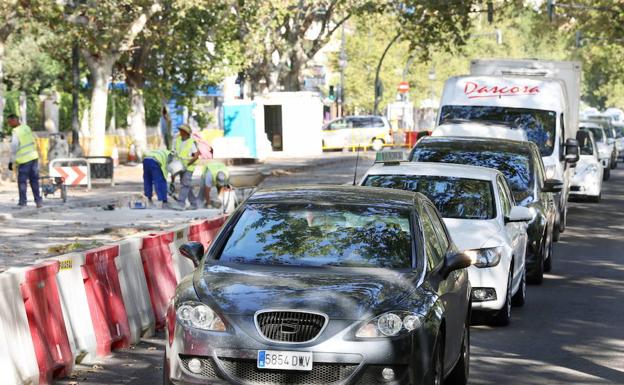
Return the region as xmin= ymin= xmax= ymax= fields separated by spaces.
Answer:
xmin=194 ymin=263 xmax=422 ymax=319
xmin=443 ymin=218 xmax=503 ymax=251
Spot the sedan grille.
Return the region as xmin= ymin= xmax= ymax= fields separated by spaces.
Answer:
xmin=219 ymin=358 xmax=357 ymax=385
xmin=256 ymin=311 xmax=327 ymax=343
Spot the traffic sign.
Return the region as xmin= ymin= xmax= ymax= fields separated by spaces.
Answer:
xmin=398 ymin=81 xmax=409 ymax=93
xmin=51 ymin=165 xmax=88 ymax=186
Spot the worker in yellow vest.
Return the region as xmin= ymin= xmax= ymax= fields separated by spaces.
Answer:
xmin=200 ymin=161 xmax=230 ymax=207
xmin=173 ymin=124 xmax=199 ymax=210
xmin=7 ymin=114 xmax=42 ymax=208
xmin=143 ymin=148 xmax=172 ymax=209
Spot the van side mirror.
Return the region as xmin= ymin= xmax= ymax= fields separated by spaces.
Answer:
xmin=564 ymin=138 xmax=580 ymax=164
xmin=179 ymin=241 xmax=205 ymax=268
xmin=440 ymin=251 xmax=471 ymax=279
xmin=542 ymin=179 xmax=564 ymax=193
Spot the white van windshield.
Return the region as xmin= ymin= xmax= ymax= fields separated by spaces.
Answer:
xmin=440 ymin=105 xmax=557 ymax=156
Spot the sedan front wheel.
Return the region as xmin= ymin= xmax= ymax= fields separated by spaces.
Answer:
xmin=445 ymin=321 xmax=469 ymax=385
xmin=490 ymin=267 xmax=512 ymax=326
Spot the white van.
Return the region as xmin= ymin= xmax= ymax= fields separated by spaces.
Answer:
xmin=437 ymin=75 xmax=579 ymax=240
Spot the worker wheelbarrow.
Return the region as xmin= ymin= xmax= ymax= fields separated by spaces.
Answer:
xmin=228 ymin=171 xmax=270 ymax=202
xmin=39 ymin=176 xmax=67 ymax=202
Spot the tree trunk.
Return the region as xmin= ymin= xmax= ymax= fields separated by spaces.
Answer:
xmin=127 ymin=80 xmax=147 ymax=158
xmin=70 ymin=42 xmax=82 ymax=156
xmin=281 ymin=64 xmax=303 ymax=91
xmin=84 ymin=53 xmax=114 ymax=156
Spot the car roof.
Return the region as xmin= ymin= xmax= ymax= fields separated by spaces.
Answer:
xmin=432 ymin=121 xmax=528 ymax=142
xmin=247 ymin=185 xmax=423 ymax=208
xmin=364 ymin=162 xmax=501 ymax=182
xmin=415 ymin=136 xmax=536 ymax=155
xmin=580 ymin=122 xmax=603 ymax=130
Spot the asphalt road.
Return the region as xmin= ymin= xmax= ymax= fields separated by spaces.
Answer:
xmin=55 ymin=158 xmax=624 ymax=385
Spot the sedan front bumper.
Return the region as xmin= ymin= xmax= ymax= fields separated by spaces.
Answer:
xmin=166 ymin=316 xmax=435 ymax=385
xmin=467 ymin=263 xmax=509 ymax=311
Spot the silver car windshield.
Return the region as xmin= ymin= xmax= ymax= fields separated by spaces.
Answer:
xmin=218 ymin=203 xmax=414 ymax=269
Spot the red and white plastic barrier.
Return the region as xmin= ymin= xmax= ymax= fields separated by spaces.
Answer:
xmin=82 ymin=245 xmax=131 ymax=356
xmin=0 ymin=215 xmax=227 ymax=385
xmin=17 ymin=261 xmax=74 ymax=385
xmin=116 ymin=237 xmax=155 ymax=344
xmin=0 ymin=268 xmax=39 ymax=385
xmin=140 ymin=232 xmax=179 ymax=330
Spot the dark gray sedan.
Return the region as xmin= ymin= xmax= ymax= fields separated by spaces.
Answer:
xmin=165 ymin=186 xmax=472 ymax=385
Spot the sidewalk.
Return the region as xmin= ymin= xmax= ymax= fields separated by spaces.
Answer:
xmin=0 ymin=152 xmax=372 ymax=271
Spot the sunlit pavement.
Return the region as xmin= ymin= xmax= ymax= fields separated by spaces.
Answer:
xmin=54 ymin=161 xmax=624 ymax=385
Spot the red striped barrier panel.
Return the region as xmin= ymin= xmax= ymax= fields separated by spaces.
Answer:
xmin=188 ymin=216 xmax=228 ymax=249
xmin=19 ymin=261 xmax=73 ymax=385
xmin=140 ymin=232 xmax=178 ymax=330
xmin=82 ymin=245 xmax=131 ymax=356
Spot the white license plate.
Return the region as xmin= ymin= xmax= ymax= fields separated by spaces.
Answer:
xmin=257 ymin=350 xmax=313 ymax=371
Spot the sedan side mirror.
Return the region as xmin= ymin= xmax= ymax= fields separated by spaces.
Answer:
xmin=179 ymin=241 xmax=205 ymax=268
xmin=542 ymin=179 xmax=564 ymax=193
xmin=564 ymin=138 xmax=580 ymax=164
xmin=505 ymin=206 xmax=533 ymax=223
xmin=440 ymin=251 xmax=471 ymax=279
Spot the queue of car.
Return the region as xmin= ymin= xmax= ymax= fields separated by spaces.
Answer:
xmin=162 ymin=59 xmax=620 ymax=385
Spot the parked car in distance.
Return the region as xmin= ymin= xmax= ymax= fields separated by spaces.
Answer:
xmin=322 ymin=115 xmax=392 ymax=151
xmin=166 ymin=185 xmax=472 ymax=385
xmin=580 ymin=122 xmax=612 ymax=181
xmin=410 ymin=137 xmax=561 ymax=284
xmin=584 ymin=115 xmax=619 ymax=168
xmin=571 ymin=130 xmax=603 ymax=202
xmin=613 ymin=122 xmax=624 ymax=159
xmin=361 ymin=158 xmax=530 ymax=326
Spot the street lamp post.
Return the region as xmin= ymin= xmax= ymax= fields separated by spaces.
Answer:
xmin=373 ymin=31 xmax=402 ymax=116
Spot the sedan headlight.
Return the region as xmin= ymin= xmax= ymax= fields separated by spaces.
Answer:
xmin=356 ymin=311 xmax=425 ymax=338
xmin=176 ymin=301 xmax=226 ymax=331
xmin=465 ymin=247 xmax=503 ymax=268
xmin=576 ymin=164 xmax=598 ymax=175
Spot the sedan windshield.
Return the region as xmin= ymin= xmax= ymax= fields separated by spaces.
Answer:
xmin=363 ymin=175 xmax=495 ymax=219
xmin=440 ymin=105 xmax=557 ymax=156
xmin=411 ymin=143 xmax=533 ymax=203
xmin=218 ymin=203 xmax=413 ymax=268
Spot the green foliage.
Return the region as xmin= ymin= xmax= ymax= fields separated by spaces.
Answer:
xmin=106 ymin=88 xmax=130 ymax=129
xmin=336 ymin=2 xmax=573 ymax=113
xmin=550 ymin=0 xmax=624 ymax=108
xmin=144 ymin=89 xmax=163 ymax=127
xmin=3 ymin=24 xmax=64 ymax=94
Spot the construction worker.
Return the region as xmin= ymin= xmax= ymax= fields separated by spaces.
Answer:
xmin=7 ymin=114 xmax=42 ymax=208
xmin=174 ymin=124 xmax=199 ymax=210
xmin=200 ymin=161 xmax=230 ymax=207
xmin=143 ymin=148 xmax=172 ymax=209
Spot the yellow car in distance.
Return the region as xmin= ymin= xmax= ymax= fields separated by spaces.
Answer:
xmin=322 ymin=115 xmax=393 ymax=151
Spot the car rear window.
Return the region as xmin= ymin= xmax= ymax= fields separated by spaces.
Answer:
xmin=364 ymin=175 xmax=495 ymax=219
xmin=411 ymin=142 xmax=533 ymax=203
xmin=218 ymin=203 xmax=413 ymax=268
